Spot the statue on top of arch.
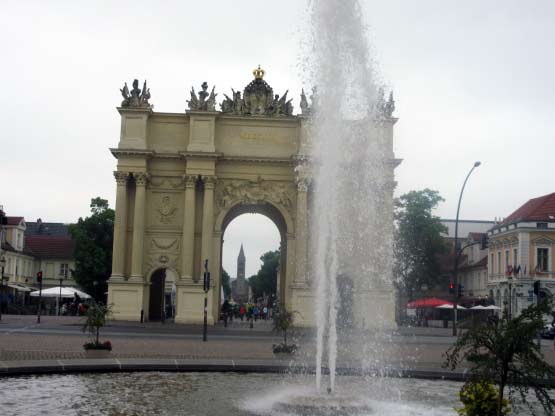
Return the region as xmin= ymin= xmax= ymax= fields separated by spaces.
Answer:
xmin=187 ymin=82 xmax=217 ymax=111
xmin=120 ymin=79 xmax=151 ymax=108
xmin=220 ymin=66 xmax=294 ymax=117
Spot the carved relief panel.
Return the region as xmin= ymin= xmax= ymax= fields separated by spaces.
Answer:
xmin=146 ymin=176 xmax=185 ymax=229
xmin=214 ymin=177 xmax=295 ymax=217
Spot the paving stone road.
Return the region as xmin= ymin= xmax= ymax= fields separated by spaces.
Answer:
xmin=2 ymin=314 xmax=555 ymax=371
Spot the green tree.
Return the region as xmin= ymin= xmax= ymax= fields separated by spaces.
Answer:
xmin=69 ymin=197 xmax=114 ymax=300
xmin=221 ymin=268 xmax=231 ymax=299
xmin=445 ymin=300 xmax=555 ymax=415
xmin=82 ymin=301 xmax=112 ymax=347
xmin=248 ymin=249 xmax=280 ymax=300
xmin=394 ymin=189 xmax=448 ymax=299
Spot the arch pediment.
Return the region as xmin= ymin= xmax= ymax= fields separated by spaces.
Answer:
xmin=532 ymin=237 xmax=554 ymax=246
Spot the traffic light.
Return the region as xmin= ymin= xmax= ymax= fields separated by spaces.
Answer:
xmin=36 ymin=271 xmax=43 ymax=283
xmin=480 ymin=234 xmax=489 ymax=250
xmin=457 ymin=284 xmax=464 ymax=298
xmin=449 ymin=283 xmax=455 ymax=294
xmin=533 ymin=280 xmax=540 ymax=296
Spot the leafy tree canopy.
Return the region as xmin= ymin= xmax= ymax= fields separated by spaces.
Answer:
xmin=221 ymin=268 xmax=231 ymax=299
xmin=248 ymin=249 xmax=280 ymax=300
xmin=394 ymin=189 xmax=448 ymax=299
xmin=69 ymin=197 xmax=114 ymax=300
xmin=445 ymin=300 xmax=555 ymax=415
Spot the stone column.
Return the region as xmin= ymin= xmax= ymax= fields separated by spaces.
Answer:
xmin=181 ymin=175 xmax=197 ymax=281
xmin=201 ymin=176 xmax=216 ymax=279
xmin=111 ymin=171 xmax=129 ymax=280
xmin=130 ymin=172 xmax=148 ymax=281
xmin=295 ymin=178 xmax=309 ymax=283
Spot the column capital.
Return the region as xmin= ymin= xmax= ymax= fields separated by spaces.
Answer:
xmin=202 ymin=175 xmax=217 ymax=189
xmin=133 ymin=172 xmax=149 ymax=186
xmin=114 ymin=171 xmax=129 ymax=185
xmin=183 ymin=174 xmax=198 ymax=189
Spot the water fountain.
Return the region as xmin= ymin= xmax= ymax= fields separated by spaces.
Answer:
xmin=248 ymin=0 xmax=400 ymax=412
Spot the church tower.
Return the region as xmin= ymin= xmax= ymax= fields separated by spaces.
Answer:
xmin=232 ymin=244 xmax=249 ymax=303
xmin=237 ymin=244 xmax=245 ymax=282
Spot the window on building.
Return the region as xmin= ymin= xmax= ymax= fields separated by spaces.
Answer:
xmin=513 ymin=248 xmax=518 ymax=267
xmin=537 ymin=222 xmax=548 ymax=229
xmin=490 ymin=253 xmax=494 ymax=274
xmin=505 ymin=250 xmax=509 ymax=273
xmin=59 ymin=263 xmax=69 ymax=278
xmin=497 ymin=252 xmax=501 ymax=275
xmin=537 ymin=248 xmax=549 ymax=272
xmin=17 ymin=233 xmax=21 ymax=249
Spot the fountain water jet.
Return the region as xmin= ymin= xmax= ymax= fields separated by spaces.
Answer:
xmin=306 ymin=0 xmax=397 ymax=396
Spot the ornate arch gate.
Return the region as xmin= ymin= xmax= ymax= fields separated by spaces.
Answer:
xmin=106 ymin=68 xmax=397 ymax=327
xmin=107 ymin=68 xmax=315 ymax=325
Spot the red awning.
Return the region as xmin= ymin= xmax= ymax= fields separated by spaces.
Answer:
xmin=407 ymin=297 xmax=453 ymax=308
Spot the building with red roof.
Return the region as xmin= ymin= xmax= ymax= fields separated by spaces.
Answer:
xmin=487 ymin=192 xmax=555 ymax=317
xmin=0 ymin=211 xmax=76 ymax=291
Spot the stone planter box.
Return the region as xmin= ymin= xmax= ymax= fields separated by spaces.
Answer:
xmin=84 ymin=349 xmax=111 ymax=359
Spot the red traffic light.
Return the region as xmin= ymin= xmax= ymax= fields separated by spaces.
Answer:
xmin=37 ymin=271 xmax=43 ymax=282
xmin=449 ymin=283 xmax=454 ymax=289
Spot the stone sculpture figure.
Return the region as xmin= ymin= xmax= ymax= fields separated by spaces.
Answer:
xmin=206 ymin=85 xmax=217 ymax=111
xmin=219 ymin=67 xmax=294 ymax=117
xmin=188 ymin=82 xmax=217 ymax=111
xmin=120 ymin=79 xmax=151 ymax=108
xmin=375 ymin=88 xmax=395 ymax=118
xmin=383 ymin=91 xmax=395 ymax=118
xmin=300 ymin=89 xmax=310 ymax=114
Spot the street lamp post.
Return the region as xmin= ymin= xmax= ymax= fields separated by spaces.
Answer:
xmin=452 ymin=161 xmax=481 ymax=336
xmin=0 ymin=256 xmax=6 ymax=321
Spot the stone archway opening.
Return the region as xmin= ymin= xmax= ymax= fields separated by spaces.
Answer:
xmin=149 ymin=268 xmax=166 ymax=321
xmin=220 ymin=203 xmax=287 ymax=312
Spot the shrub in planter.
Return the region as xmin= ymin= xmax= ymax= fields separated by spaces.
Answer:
xmin=456 ymin=381 xmax=510 ymax=416
xmin=272 ymin=304 xmax=298 ymax=354
xmin=82 ymin=301 xmax=112 ymax=351
xmin=83 ymin=340 xmax=112 ymax=351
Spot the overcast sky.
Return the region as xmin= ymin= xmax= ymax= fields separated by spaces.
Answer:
xmin=2 ymin=1 xmax=554 ymax=277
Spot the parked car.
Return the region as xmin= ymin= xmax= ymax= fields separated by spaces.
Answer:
xmin=540 ymin=324 xmax=555 ymax=339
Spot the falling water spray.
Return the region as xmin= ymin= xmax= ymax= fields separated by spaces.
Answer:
xmin=305 ymin=0 xmax=391 ymax=394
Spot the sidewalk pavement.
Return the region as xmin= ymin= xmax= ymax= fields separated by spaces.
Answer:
xmin=2 ymin=314 xmax=554 ymax=372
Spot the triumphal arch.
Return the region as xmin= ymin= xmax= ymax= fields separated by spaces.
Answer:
xmin=108 ymin=68 xmax=315 ymax=325
xmin=107 ymin=67 xmax=397 ymax=327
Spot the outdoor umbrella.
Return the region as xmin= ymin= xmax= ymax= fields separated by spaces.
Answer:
xmin=483 ymin=305 xmax=501 ymax=310
xmin=436 ymin=303 xmax=466 ymax=309
xmin=407 ymin=297 xmax=453 ymax=308
xmin=470 ymin=305 xmax=487 ymax=310
xmin=30 ymin=286 xmax=91 ymax=299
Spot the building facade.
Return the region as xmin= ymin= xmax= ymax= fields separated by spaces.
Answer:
xmin=0 ymin=214 xmax=76 ymax=305
xmin=107 ymin=68 xmax=399 ymax=327
xmin=487 ymin=193 xmax=555 ymax=316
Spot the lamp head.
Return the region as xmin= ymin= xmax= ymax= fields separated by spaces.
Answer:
xmin=474 ymin=161 xmax=481 ymax=168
